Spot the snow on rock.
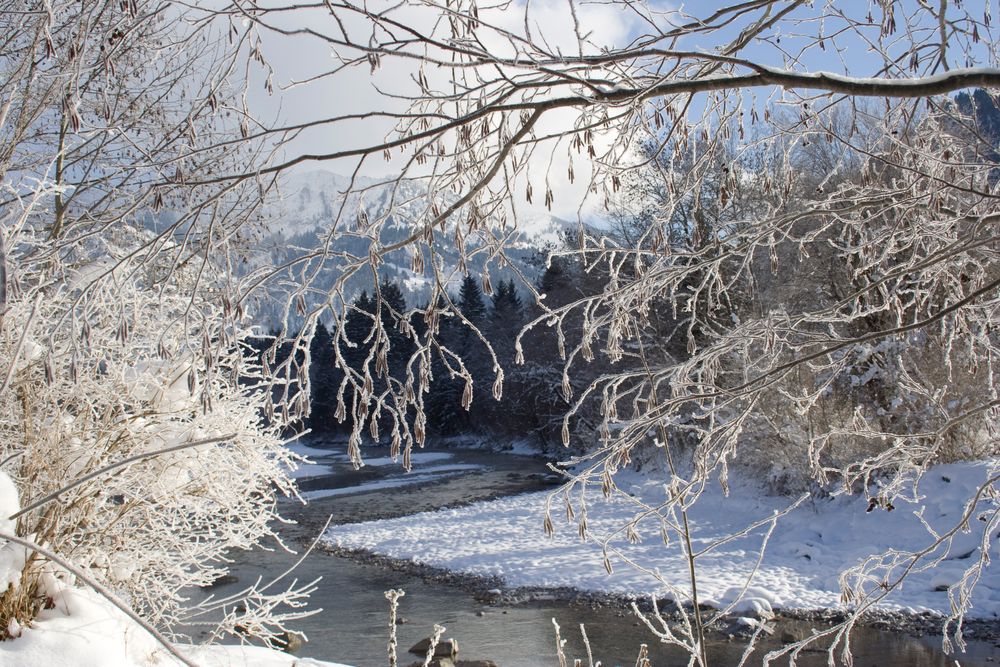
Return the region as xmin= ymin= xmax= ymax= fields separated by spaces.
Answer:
xmin=323 ymin=461 xmax=1000 ymax=618
xmin=710 ymin=587 xmax=775 ymax=619
xmin=0 ymin=471 xmax=351 ymax=667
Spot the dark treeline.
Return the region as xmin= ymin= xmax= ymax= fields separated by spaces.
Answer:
xmin=259 ymin=90 xmax=1000 ymax=466
xmin=287 ymin=262 xmax=601 ymax=453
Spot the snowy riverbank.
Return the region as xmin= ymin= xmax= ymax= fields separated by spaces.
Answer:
xmin=0 ymin=470 xmax=352 ymax=667
xmin=323 ymin=460 xmax=1000 ymax=622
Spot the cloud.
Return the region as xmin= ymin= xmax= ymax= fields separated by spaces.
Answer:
xmin=481 ymin=0 xmax=639 ymax=57
xmin=245 ymin=0 xmax=649 ymax=220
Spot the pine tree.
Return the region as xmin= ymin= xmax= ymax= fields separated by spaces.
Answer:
xmin=378 ymin=278 xmax=414 ymax=380
xmin=457 ymin=274 xmax=487 ymax=321
xmin=309 ymin=321 xmax=338 ymax=432
xmin=490 ymin=279 xmax=523 ymax=324
xmin=343 ymin=291 xmax=375 ymax=373
xmin=539 ymin=258 xmax=568 ymax=298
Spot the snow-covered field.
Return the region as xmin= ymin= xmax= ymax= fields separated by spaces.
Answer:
xmin=324 ymin=461 xmax=1000 ymax=619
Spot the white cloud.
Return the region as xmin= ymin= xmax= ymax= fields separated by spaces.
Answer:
xmin=245 ymin=0 xmax=651 ymax=220
xmin=481 ymin=0 xmax=639 ymax=57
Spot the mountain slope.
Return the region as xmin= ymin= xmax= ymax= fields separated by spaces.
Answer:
xmin=248 ymin=170 xmax=580 ymax=326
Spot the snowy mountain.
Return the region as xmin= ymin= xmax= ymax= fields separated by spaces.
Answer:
xmin=248 ymin=170 xmax=579 ymax=326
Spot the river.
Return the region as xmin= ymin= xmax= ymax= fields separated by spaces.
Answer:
xmin=184 ymin=440 xmax=1000 ymax=666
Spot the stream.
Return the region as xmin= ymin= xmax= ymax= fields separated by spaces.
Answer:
xmin=186 ymin=439 xmax=1000 ymax=666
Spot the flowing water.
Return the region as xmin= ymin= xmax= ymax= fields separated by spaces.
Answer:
xmin=185 ymin=440 xmax=1000 ymax=667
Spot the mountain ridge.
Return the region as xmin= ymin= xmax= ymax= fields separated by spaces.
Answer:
xmin=249 ymin=170 xmax=581 ymax=326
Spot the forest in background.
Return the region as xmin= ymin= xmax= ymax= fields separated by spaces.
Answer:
xmin=5 ymin=2 xmax=1000 ymax=664
xmin=268 ymin=88 xmax=1000 ymax=485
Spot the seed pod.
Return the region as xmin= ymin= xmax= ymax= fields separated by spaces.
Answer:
xmin=492 ymin=370 xmax=503 ymax=401
xmin=462 ymin=380 xmax=473 ymax=410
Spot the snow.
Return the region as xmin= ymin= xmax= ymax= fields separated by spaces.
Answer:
xmin=502 ymin=440 xmax=542 ymax=456
xmin=285 ymin=442 xmax=459 ymax=480
xmin=758 ymin=64 xmax=1000 ymax=90
xmin=285 ymin=440 xmax=337 ymax=459
xmin=287 ymin=462 xmax=335 ymax=480
xmin=300 ymin=464 xmax=483 ymax=500
xmin=0 ymin=473 xmax=24 ymax=594
xmin=355 ymin=452 xmax=455 ymax=468
xmin=179 ymin=645 xmax=349 ymax=667
xmin=0 ymin=470 xmax=351 ymax=667
xmin=285 ymin=440 xmax=453 ymax=468
xmin=0 ymin=584 xmax=352 ymax=667
xmin=324 ymin=461 xmax=1000 ymax=618
xmin=286 ymin=442 xmax=483 ymax=495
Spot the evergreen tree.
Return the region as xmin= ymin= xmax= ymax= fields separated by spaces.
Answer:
xmin=539 ymin=257 xmax=569 ymax=298
xmin=342 ymin=290 xmax=375 ymax=381
xmin=457 ymin=274 xmax=487 ymax=321
xmin=490 ymin=279 xmax=523 ymax=324
xmin=379 ymin=279 xmax=408 ymax=319
xmin=378 ymin=278 xmax=414 ymax=380
xmin=487 ymin=279 xmax=524 ymax=362
xmin=424 ymin=292 xmax=464 ymax=435
xmin=308 ymin=321 xmax=338 ymax=432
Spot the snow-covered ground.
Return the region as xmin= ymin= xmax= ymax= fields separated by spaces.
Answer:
xmin=300 ymin=464 xmax=484 ymax=500
xmin=0 ymin=471 xmax=351 ymax=667
xmin=324 ymin=461 xmax=1000 ymax=619
xmin=0 ymin=583 xmax=351 ymax=667
xmin=285 ymin=439 xmax=455 ymax=471
xmin=283 ymin=442 xmax=487 ymax=498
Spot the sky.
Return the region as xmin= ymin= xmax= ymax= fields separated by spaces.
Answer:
xmin=240 ymin=0 xmax=648 ymax=221
xmin=239 ymin=0 xmax=1000 ymax=220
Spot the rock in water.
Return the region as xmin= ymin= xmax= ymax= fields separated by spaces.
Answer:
xmin=405 ymin=661 xmax=499 ymax=667
xmin=199 ymin=574 xmax=238 ymax=590
xmin=409 ymin=637 xmax=458 ymax=659
xmin=273 ymin=631 xmax=306 ymax=654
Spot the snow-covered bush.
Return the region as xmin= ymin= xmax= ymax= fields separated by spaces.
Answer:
xmin=594 ymin=100 xmax=1000 ymax=494
xmin=0 ymin=1 xmax=310 ymax=646
xmin=0 ymin=224 xmax=302 ymax=633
